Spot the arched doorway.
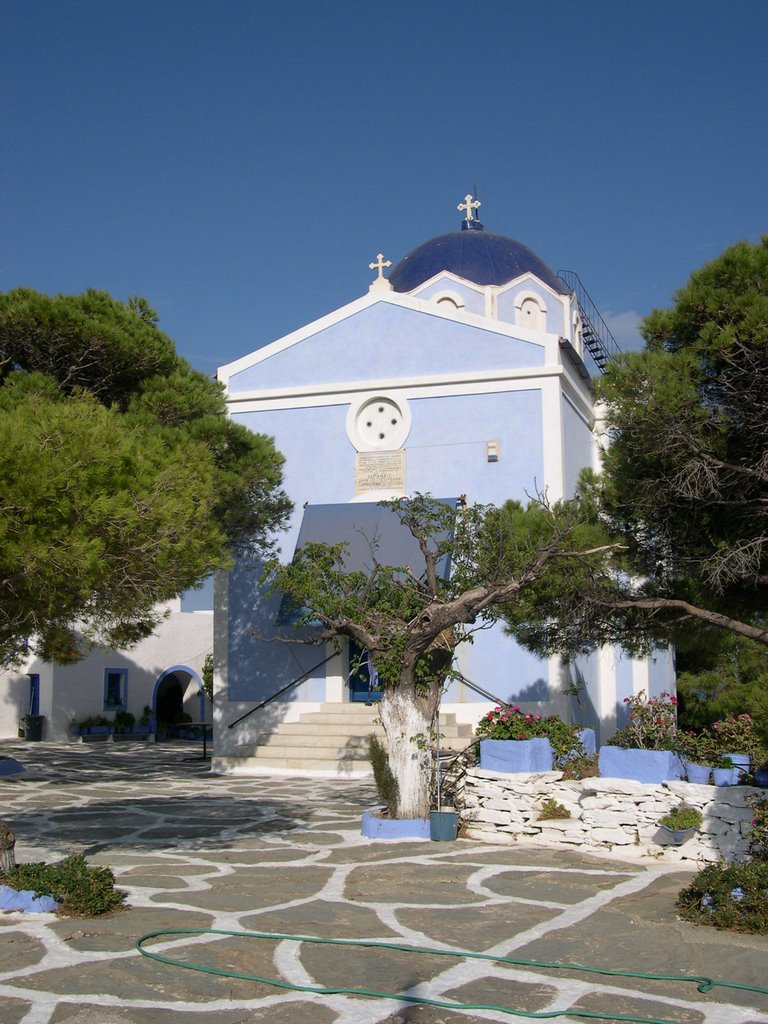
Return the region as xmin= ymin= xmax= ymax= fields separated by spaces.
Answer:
xmin=152 ymin=665 xmax=207 ymax=737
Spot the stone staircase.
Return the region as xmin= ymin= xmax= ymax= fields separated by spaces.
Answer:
xmin=215 ymin=703 xmax=474 ymax=776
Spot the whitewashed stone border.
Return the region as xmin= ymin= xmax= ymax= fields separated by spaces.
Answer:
xmin=459 ymin=768 xmax=762 ymax=864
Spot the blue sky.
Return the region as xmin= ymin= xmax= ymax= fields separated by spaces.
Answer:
xmin=3 ymin=0 xmax=766 ymax=373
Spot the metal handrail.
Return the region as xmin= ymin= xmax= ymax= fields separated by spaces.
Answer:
xmin=453 ymin=672 xmax=510 ymax=707
xmin=226 ymin=652 xmax=337 ymax=730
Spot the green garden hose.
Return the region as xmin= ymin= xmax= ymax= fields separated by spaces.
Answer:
xmin=136 ymin=928 xmax=768 ymax=1024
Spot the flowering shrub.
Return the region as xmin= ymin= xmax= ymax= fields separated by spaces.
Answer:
xmin=706 ymin=714 xmax=767 ymax=762
xmin=475 ymin=705 xmax=584 ymax=767
xmin=609 ymin=690 xmax=680 ymax=751
xmin=676 ymin=860 xmax=768 ymax=933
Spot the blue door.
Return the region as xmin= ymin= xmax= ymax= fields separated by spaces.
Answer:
xmin=348 ymin=641 xmax=382 ymax=703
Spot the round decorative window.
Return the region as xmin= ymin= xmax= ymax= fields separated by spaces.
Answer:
xmin=346 ymin=394 xmax=411 ymax=452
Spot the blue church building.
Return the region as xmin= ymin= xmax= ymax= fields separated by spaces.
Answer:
xmin=212 ymin=196 xmax=674 ymax=775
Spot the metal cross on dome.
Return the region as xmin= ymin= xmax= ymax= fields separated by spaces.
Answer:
xmin=458 ymin=193 xmax=481 ymax=224
xmin=369 ymin=252 xmax=392 ymax=279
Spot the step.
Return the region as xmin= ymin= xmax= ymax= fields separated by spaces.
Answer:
xmin=252 ymin=722 xmax=470 ymax=741
xmin=236 ymin=741 xmax=368 ymax=758
xmin=214 ymin=754 xmax=373 ymax=775
xmin=246 ymin=734 xmax=374 ymax=752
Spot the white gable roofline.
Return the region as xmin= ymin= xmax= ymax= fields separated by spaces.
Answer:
xmin=409 ymin=269 xmax=486 ymax=298
xmin=218 ymin=288 xmax=550 ymax=387
xmin=495 ymin=271 xmax=569 ymax=303
xmin=408 ymin=268 xmax=568 ymax=305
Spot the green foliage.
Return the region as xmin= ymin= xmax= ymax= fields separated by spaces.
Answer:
xmin=0 ymin=288 xmax=290 ymax=665
xmin=748 ymin=797 xmax=768 ymax=860
xmin=675 ymin=633 xmax=768 ymax=743
xmin=202 ymin=652 xmax=214 ymax=703
xmin=539 ymin=798 xmax=570 ymax=820
xmin=112 ymin=710 xmax=135 ymax=732
xmin=593 ymin=238 xmax=768 ymax=648
xmin=475 ymin=705 xmax=585 ymax=767
xmin=0 ymin=854 xmax=126 ymax=916
xmin=367 ymin=734 xmax=399 ymax=818
xmin=559 ymin=753 xmax=599 ymax=780
xmin=680 ymin=731 xmax=720 ymax=768
xmin=659 ymin=805 xmax=702 ymax=831
xmin=676 ymin=860 xmax=768 ymax=933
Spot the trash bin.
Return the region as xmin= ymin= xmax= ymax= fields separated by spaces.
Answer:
xmin=23 ymin=715 xmax=44 ymax=741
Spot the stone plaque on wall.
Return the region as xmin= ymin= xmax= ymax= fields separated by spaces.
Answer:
xmin=355 ymin=450 xmax=406 ymax=495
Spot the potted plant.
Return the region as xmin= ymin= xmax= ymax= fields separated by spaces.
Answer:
xmin=713 ymin=756 xmax=734 ymax=787
xmin=475 ymin=705 xmax=585 ymax=774
xmin=429 ymin=730 xmax=458 ymax=842
xmin=80 ymin=715 xmax=111 ymax=736
xmin=112 ymin=710 xmax=135 ymax=735
xmin=659 ymin=804 xmax=703 ymax=844
xmin=681 ymin=733 xmax=718 ymax=785
xmin=599 ymin=691 xmax=685 ymax=784
xmin=133 ymin=706 xmax=152 ymax=736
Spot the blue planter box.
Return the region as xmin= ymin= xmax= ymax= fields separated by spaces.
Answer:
xmin=479 ymin=738 xmax=553 ymax=773
xmin=685 ymin=761 xmax=712 ymax=785
xmin=598 ymin=747 xmax=684 ymax=784
xmin=724 ymin=753 xmax=750 ymax=784
xmin=576 ymin=728 xmax=596 ymax=757
xmin=361 ymin=811 xmax=430 ymax=840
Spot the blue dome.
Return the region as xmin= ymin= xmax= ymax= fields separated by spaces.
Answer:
xmin=389 ymin=230 xmax=569 ymax=295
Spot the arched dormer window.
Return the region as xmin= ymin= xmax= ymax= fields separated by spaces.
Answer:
xmin=515 ymin=293 xmax=546 ymax=332
xmin=431 ymin=290 xmax=465 ymax=312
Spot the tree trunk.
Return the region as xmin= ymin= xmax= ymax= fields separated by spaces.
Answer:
xmin=0 ymin=819 xmax=15 ymax=873
xmin=378 ymin=681 xmax=441 ymax=820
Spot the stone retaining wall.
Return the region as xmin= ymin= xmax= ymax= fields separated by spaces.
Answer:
xmin=459 ymin=768 xmax=762 ymax=863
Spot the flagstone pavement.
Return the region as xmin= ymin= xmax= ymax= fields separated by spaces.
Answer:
xmin=1 ymin=741 xmax=767 ymax=1024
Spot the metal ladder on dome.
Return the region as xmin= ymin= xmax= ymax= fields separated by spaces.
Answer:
xmin=557 ymin=269 xmax=621 ymax=373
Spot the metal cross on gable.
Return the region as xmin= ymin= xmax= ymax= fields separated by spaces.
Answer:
xmin=458 ymin=193 xmax=481 ymax=223
xmin=369 ymin=252 xmax=392 ymax=279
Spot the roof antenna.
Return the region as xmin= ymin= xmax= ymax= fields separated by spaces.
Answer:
xmin=458 ymin=188 xmax=483 ymax=232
